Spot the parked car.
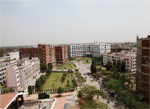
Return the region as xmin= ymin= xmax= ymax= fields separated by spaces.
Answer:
xmin=38 ymin=93 xmax=49 ymax=99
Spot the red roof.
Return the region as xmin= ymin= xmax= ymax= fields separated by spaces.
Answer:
xmin=0 ymin=93 xmax=18 ymax=109
xmin=53 ymin=97 xmax=66 ymax=109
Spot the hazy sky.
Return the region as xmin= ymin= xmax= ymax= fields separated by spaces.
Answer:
xmin=0 ymin=0 xmax=150 ymax=46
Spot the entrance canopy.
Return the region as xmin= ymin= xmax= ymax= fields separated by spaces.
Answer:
xmin=28 ymin=79 xmax=36 ymax=86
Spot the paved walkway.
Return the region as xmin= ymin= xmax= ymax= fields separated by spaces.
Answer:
xmin=23 ymin=91 xmax=77 ymax=101
xmin=73 ymin=61 xmax=124 ymax=109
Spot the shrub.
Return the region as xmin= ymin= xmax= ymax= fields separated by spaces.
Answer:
xmin=28 ymin=86 xmax=33 ymax=94
xmin=78 ymin=90 xmax=83 ymax=98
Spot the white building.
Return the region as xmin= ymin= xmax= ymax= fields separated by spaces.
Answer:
xmin=68 ymin=42 xmax=111 ymax=57
xmin=6 ymin=58 xmax=40 ymax=91
xmin=6 ymin=52 xmax=19 ymax=60
xmin=0 ymin=60 xmax=18 ymax=86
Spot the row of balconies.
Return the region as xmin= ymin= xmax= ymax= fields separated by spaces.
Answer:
xmin=0 ymin=77 xmax=5 ymax=80
xmin=0 ymin=68 xmax=6 ymax=72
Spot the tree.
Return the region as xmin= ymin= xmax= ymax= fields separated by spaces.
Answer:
xmin=1 ymin=87 xmax=14 ymax=94
xmin=46 ymin=69 xmax=51 ymax=75
xmin=67 ymin=80 xmax=69 ymax=86
xmin=105 ymin=61 xmax=112 ymax=71
xmin=61 ymin=76 xmax=66 ymax=83
xmin=28 ymin=86 xmax=33 ymax=94
xmin=121 ymin=60 xmax=126 ymax=72
xmin=57 ymin=87 xmax=64 ymax=97
xmin=106 ymin=79 xmax=121 ymax=94
xmin=40 ymin=75 xmax=46 ymax=84
xmin=75 ymin=69 xmax=79 ymax=72
xmin=72 ymin=79 xmax=77 ymax=87
xmin=69 ymin=57 xmax=73 ymax=61
xmin=35 ymin=78 xmax=41 ymax=91
xmin=99 ymin=54 xmax=103 ymax=65
xmin=77 ymin=90 xmax=83 ymax=98
xmin=112 ymin=59 xmax=116 ymax=67
xmin=93 ymin=72 xmax=102 ymax=79
xmin=80 ymin=85 xmax=105 ymax=104
xmin=90 ymin=60 xmax=97 ymax=74
xmin=0 ymin=48 xmax=4 ymax=57
xmin=6 ymin=47 xmax=13 ymax=52
xmin=77 ymin=77 xmax=85 ymax=86
xmin=40 ymin=63 xmax=47 ymax=71
xmin=117 ymin=60 xmax=121 ymax=72
xmin=48 ymin=63 xmax=52 ymax=70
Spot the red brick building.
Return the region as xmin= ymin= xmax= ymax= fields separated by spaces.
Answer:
xmin=136 ymin=35 xmax=150 ymax=102
xmin=19 ymin=44 xmax=56 ymax=68
xmin=55 ymin=46 xmax=69 ymax=65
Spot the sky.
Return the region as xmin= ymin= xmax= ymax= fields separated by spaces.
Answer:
xmin=0 ymin=0 xmax=150 ymax=46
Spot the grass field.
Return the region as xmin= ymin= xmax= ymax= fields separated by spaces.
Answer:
xmin=58 ymin=62 xmax=76 ymax=69
xmin=82 ymin=62 xmax=91 ymax=64
xmin=41 ymin=72 xmax=74 ymax=90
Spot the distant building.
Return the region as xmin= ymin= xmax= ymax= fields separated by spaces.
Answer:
xmin=103 ymin=51 xmax=136 ymax=71
xmin=6 ymin=52 xmax=19 ymax=60
xmin=55 ymin=46 xmax=69 ymax=65
xmin=111 ymin=47 xmax=132 ymax=53
xmin=68 ymin=42 xmax=111 ymax=58
xmin=19 ymin=44 xmax=56 ymax=68
xmin=136 ymin=35 xmax=150 ymax=102
xmin=6 ymin=58 xmax=40 ymax=91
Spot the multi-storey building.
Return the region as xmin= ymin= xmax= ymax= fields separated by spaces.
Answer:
xmin=136 ymin=35 xmax=150 ymax=102
xmin=19 ymin=44 xmax=56 ymax=68
xmin=6 ymin=58 xmax=40 ymax=91
xmin=111 ymin=47 xmax=132 ymax=53
xmin=0 ymin=60 xmax=18 ymax=86
xmin=6 ymin=52 xmax=19 ymax=60
xmin=55 ymin=46 xmax=69 ymax=65
xmin=68 ymin=42 xmax=111 ymax=58
xmin=103 ymin=51 xmax=136 ymax=71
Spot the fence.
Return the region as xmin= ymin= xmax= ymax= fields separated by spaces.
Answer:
xmin=52 ymin=71 xmax=69 ymax=73
xmin=34 ymin=87 xmax=77 ymax=94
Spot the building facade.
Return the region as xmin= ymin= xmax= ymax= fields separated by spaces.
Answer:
xmin=19 ymin=44 xmax=56 ymax=68
xmin=55 ymin=46 xmax=69 ymax=65
xmin=6 ymin=52 xmax=19 ymax=60
xmin=111 ymin=47 xmax=132 ymax=53
xmin=68 ymin=42 xmax=111 ymax=58
xmin=6 ymin=58 xmax=40 ymax=91
xmin=136 ymin=35 xmax=150 ymax=102
xmin=103 ymin=51 xmax=136 ymax=71
xmin=0 ymin=60 xmax=18 ymax=86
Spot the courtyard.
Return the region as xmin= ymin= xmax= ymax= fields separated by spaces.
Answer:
xmin=41 ymin=72 xmax=74 ymax=90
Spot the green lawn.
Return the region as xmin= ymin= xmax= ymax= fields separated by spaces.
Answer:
xmin=41 ymin=72 xmax=74 ymax=90
xmin=58 ymin=62 xmax=76 ymax=69
xmin=96 ymin=65 xmax=103 ymax=68
xmin=82 ymin=62 xmax=91 ymax=64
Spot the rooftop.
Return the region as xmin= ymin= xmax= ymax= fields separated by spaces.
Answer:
xmin=53 ymin=97 xmax=66 ymax=109
xmin=20 ymin=99 xmax=54 ymax=109
xmin=0 ymin=93 xmax=18 ymax=109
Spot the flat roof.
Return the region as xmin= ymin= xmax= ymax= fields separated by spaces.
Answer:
xmin=0 ymin=93 xmax=18 ymax=109
xmin=53 ymin=97 xmax=66 ymax=109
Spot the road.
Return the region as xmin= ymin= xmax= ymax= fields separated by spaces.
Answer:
xmin=73 ymin=61 xmax=124 ymax=109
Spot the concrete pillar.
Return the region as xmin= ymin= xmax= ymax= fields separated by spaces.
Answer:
xmin=21 ymin=95 xmax=24 ymax=102
xmin=16 ymin=97 xmax=19 ymax=108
